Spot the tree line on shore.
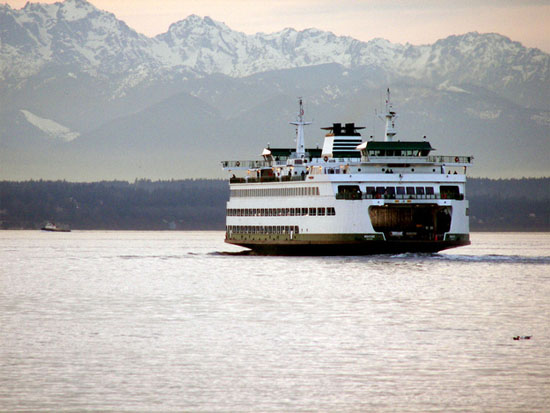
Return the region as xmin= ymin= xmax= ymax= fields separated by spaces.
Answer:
xmin=0 ymin=178 xmax=548 ymax=231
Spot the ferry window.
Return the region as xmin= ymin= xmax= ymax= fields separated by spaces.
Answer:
xmin=318 ymin=208 xmax=326 ymax=216
xmin=302 ymin=208 xmax=308 ymax=216
xmin=309 ymin=207 xmax=317 ymax=216
xmin=440 ymin=185 xmax=460 ymax=199
xmin=406 ymin=187 xmax=415 ymax=195
xmin=295 ymin=226 xmax=299 ymax=234
xmin=416 ymin=187 xmax=425 ymax=195
xmin=327 ymin=207 xmax=336 ymax=216
xmin=386 ymin=187 xmax=395 ymax=195
xmin=426 ymin=187 xmax=434 ymax=195
xmin=376 ymin=186 xmax=385 ymax=195
xmin=396 ymin=186 xmax=405 ymax=195
xmin=338 ymin=185 xmax=361 ymax=199
xmin=290 ymin=208 xmax=295 ymax=216
xmin=366 ymin=186 xmax=375 ymax=195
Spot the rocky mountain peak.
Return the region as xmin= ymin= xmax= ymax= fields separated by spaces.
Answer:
xmin=0 ymin=0 xmax=548 ymax=106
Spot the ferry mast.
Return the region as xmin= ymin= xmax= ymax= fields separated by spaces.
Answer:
xmin=289 ymin=98 xmax=312 ymax=157
xmin=379 ymin=88 xmax=398 ymax=142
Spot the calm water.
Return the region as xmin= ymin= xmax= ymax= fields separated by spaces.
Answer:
xmin=1 ymin=231 xmax=549 ymax=412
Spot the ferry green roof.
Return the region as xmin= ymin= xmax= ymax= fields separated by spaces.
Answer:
xmin=365 ymin=141 xmax=434 ymax=151
xmin=269 ymin=148 xmax=322 ymax=158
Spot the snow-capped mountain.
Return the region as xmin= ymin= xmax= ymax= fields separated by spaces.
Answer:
xmin=0 ymin=0 xmax=158 ymax=80
xmin=1 ymin=0 xmax=548 ymax=102
xmin=0 ymin=0 xmax=549 ymax=181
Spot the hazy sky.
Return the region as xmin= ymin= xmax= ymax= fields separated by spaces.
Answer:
xmin=4 ymin=0 xmax=550 ymax=52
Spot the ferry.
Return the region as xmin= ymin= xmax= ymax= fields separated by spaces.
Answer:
xmin=221 ymin=90 xmax=473 ymax=255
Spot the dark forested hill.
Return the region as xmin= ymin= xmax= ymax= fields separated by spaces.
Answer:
xmin=0 ymin=179 xmax=229 ymax=230
xmin=1 ymin=178 xmax=548 ymax=231
xmin=467 ymin=178 xmax=549 ymax=231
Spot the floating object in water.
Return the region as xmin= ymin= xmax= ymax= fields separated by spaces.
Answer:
xmin=513 ymin=336 xmax=532 ymax=340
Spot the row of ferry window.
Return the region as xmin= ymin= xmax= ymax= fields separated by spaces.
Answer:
xmin=364 ymin=186 xmax=436 ymax=196
xmin=228 ymin=225 xmax=300 ymax=234
xmin=227 ymin=207 xmax=336 ymax=217
xmin=231 ymin=186 xmax=320 ymax=198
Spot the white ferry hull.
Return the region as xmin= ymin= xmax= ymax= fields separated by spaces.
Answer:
xmin=225 ymin=174 xmax=471 ymax=255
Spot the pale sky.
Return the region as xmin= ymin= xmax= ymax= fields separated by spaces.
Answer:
xmin=4 ymin=0 xmax=550 ymax=52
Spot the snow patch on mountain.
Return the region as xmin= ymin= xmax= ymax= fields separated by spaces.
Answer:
xmin=466 ymin=108 xmax=502 ymax=120
xmin=531 ymin=112 xmax=550 ymax=127
xmin=20 ymin=109 xmax=80 ymax=141
xmin=437 ymin=82 xmax=470 ymax=94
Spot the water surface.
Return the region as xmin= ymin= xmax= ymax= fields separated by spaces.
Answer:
xmin=1 ymin=231 xmax=549 ymax=411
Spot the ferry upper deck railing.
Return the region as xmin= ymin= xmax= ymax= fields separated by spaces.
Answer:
xmin=364 ymin=155 xmax=473 ymax=164
xmin=222 ymin=155 xmax=473 ymax=170
xmin=222 ymin=160 xmax=275 ymax=169
xmin=230 ymin=175 xmax=306 ymax=184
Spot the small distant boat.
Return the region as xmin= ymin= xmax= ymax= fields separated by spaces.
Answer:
xmin=41 ymin=222 xmax=71 ymax=232
xmin=513 ymin=336 xmax=532 ymax=340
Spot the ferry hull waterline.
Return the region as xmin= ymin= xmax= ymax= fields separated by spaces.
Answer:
xmin=222 ymin=91 xmax=473 ymax=255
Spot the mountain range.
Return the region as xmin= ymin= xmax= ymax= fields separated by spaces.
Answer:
xmin=1 ymin=0 xmax=549 ymax=180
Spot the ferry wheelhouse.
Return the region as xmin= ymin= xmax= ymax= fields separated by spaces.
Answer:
xmin=222 ymin=90 xmax=473 ymax=255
